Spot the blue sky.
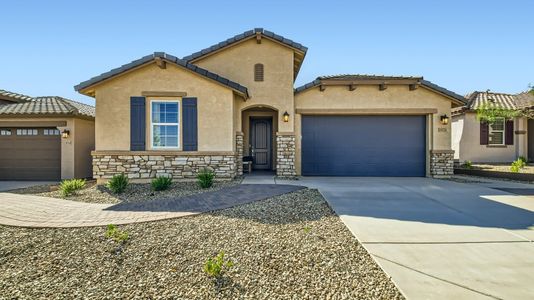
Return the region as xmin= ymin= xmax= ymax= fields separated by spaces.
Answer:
xmin=1 ymin=0 xmax=532 ymax=105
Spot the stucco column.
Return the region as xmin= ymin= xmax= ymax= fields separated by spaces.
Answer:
xmin=57 ymin=119 xmax=75 ymax=180
xmin=516 ymin=117 xmax=528 ymax=158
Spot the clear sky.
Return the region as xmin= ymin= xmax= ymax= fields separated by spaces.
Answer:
xmin=1 ymin=0 xmax=532 ymax=105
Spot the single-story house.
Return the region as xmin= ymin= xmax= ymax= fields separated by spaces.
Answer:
xmin=452 ymin=91 xmax=534 ymax=163
xmin=74 ymin=28 xmax=466 ymax=183
xmin=0 ymin=89 xmax=95 ymax=180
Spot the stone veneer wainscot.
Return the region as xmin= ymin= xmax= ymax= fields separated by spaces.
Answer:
xmin=276 ymin=133 xmax=297 ymax=177
xmin=92 ymin=151 xmax=236 ymax=182
xmin=430 ymin=150 xmax=454 ymax=177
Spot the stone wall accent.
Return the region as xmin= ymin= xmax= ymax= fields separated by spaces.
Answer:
xmin=276 ymin=134 xmax=296 ymax=177
xmin=236 ymin=132 xmax=244 ymax=176
xmin=92 ymin=152 xmax=236 ymax=181
xmin=430 ymin=150 xmax=454 ymax=177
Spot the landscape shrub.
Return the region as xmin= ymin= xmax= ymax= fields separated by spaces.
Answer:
xmin=151 ymin=176 xmax=173 ymax=191
xmin=462 ymin=160 xmax=473 ymax=169
xmin=107 ymin=174 xmax=129 ymax=194
xmin=518 ymin=156 xmax=528 ymax=164
xmin=197 ymin=168 xmax=215 ymax=189
xmin=59 ymin=179 xmax=86 ymax=197
xmin=203 ymin=251 xmax=233 ymax=278
xmin=105 ymin=224 xmax=129 ymax=243
xmin=510 ymin=158 xmax=526 ymax=173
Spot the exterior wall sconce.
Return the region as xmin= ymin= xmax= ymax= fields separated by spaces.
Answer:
xmin=440 ymin=114 xmax=449 ymax=125
xmin=62 ymin=129 xmax=70 ymax=139
xmin=283 ymin=111 xmax=290 ymax=122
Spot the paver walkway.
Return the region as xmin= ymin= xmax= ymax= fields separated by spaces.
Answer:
xmin=0 ymin=184 xmax=303 ymax=228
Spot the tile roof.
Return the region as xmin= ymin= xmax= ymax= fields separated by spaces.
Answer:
xmin=74 ymin=52 xmax=249 ymax=97
xmin=294 ymin=74 xmax=466 ymax=104
xmin=0 ymin=89 xmax=33 ymax=103
xmin=182 ymin=28 xmax=308 ymax=62
xmin=464 ymin=91 xmax=517 ymax=110
xmin=0 ymin=96 xmax=95 ymax=118
xmin=514 ymin=91 xmax=534 ymax=109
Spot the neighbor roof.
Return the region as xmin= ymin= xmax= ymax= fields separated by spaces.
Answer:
xmin=463 ymin=91 xmax=517 ymax=110
xmin=0 ymin=89 xmax=33 ymax=103
xmin=182 ymin=28 xmax=308 ymax=79
xmin=0 ymin=96 xmax=95 ymax=118
xmin=294 ymin=74 xmax=467 ymax=105
xmin=74 ymin=52 xmax=249 ymax=97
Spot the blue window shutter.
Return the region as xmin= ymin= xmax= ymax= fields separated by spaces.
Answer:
xmin=130 ymin=97 xmax=146 ymax=151
xmin=182 ymin=97 xmax=198 ymax=151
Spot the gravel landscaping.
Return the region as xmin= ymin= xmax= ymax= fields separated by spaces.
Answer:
xmin=0 ymin=188 xmax=403 ymax=299
xmin=460 ymin=163 xmax=534 ymax=174
xmin=9 ymin=180 xmax=240 ymax=204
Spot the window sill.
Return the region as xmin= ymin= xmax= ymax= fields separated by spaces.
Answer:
xmin=486 ymin=145 xmax=508 ymax=148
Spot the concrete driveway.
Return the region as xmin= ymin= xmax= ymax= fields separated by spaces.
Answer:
xmin=0 ymin=181 xmax=57 ymax=192
xmin=280 ymin=177 xmax=534 ymax=299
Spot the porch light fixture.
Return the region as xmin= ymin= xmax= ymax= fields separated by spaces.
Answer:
xmin=283 ymin=111 xmax=290 ymax=122
xmin=61 ymin=129 xmax=70 ymax=139
xmin=440 ymin=114 xmax=449 ymax=125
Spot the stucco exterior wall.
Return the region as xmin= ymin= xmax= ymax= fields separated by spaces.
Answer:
xmin=452 ymin=112 xmax=526 ymax=163
xmin=294 ymin=85 xmax=454 ymax=175
xmin=193 ymin=38 xmax=295 ymax=133
xmin=92 ymin=63 xmax=235 ymax=152
xmin=73 ymin=118 xmax=95 ymax=178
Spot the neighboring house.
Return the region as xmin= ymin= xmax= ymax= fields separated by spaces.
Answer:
xmin=452 ymin=91 xmax=534 ymax=163
xmin=74 ymin=28 xmax=466 ymax=182
xmin=0 ymin=89 xmax=95 ymax=180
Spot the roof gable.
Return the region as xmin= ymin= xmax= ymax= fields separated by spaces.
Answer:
xmin=0 ymin=89 xmax=33 ymax=103
xmin=74 ymin=52 xmax=249 ymax=98
xmin=295 ymin=74 xmax=466 ymax=106
xmin=183 ymin=28 xmax=308 ymax=79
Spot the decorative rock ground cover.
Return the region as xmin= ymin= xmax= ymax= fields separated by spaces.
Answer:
xmin=10 ymin=180 xmax=240 ymax=204
xmin=0 ymin=189 xmax=403 ymax=299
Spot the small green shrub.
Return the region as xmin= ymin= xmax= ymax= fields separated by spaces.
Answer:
xmin=151 ymin=176 xmax=173 ymax=191
xmin=462 ymin=160 xmax=473 ymax=169
xmin=510 ymin=159 xmax=526 ymax=173
xmin=518 ymin=156 xmax=528 ymax=164
xmin=303 ymin=226 xmax=312 ymax=234
xmin=203 ymin=251 xmax=233 ymax=278
xmin=59 ymin=179 xmax=86 ymax=197
xmin=197 ymin=168 xmax=215 ymax=189
xmin=107 ymin=174 xmax=129 ymax=194
xmin=105 ymin=224 xmax=129 ymax=243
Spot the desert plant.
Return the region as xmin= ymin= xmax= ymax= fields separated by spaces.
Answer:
xmin=197 ymin=168 xmax=215 ymax=189
xmin=203 ymin=251 xmax=233 ymax=279
xmin=59 ymin=179 xmax=86 ymax=197
xmin=518 ymin=156 xmax=528 ymax=164
xmin=151 ymin=176 xmax=172 ymax=191
xmin=510 ymin=159 xmax=526 ymax=173
xmin=107 ymin=173 xmax=129 ymax=194
xmin=462 ymin=160 xmax=473 ymax=169
xmin=105 ymin=224 xmax=129 ymax=243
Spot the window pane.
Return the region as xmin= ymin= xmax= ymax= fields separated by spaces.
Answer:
xmin=152 ymin=103 xmax=161 ymax=123
xmin=166 ymin=112 xmax=178 ymax=123
xmin=490 ymin=120 xmax=504 ymax=131
xmin=489 ymin=132 xmax=504 ymax=145
xmin=165 ymin=136 xmax=178 ymax=147
xmin=166 ymin=103 xmax=178 ymax=113
xmin=153 ymin=125 xmax=163 ymax=146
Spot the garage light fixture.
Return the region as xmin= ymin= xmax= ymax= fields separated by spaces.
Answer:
xmin=61 ymin=129 xmax=70 ymax=138
xmin=440 ymin=114 xmax=449 ymax=125
xmin=283 ymin=111 xmax=290 ymax=122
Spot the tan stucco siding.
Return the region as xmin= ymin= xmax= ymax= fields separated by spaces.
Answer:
xmin=73 ymin=118 xmax=95 ymax=178
xmin=294 ymin=85 xmax=454 ymax=175
xmin=452 ymin=113 xmax=525 ymax=163
xmin=93 ymin=63 xmax=235 ymax=152
xmin=193 ymin=38 xmax=295 ymax=132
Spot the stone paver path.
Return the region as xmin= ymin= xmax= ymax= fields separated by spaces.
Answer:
xmin=0 ymin=184 xmax=303 ymax=228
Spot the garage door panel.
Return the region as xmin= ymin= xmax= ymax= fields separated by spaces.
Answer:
xmin=0 ymin=128 xmax=61 ymax=180
xmin=302 ymin=116 xmax=426 ymax=176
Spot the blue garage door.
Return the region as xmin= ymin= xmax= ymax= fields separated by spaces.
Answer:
xmin=302 ymin=115 xmax=426 ymax=176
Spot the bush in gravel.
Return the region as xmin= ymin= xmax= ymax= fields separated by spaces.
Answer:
xmin=462 ymin=160 xmax=473 ymax=169
xmin=151 ymin=176 xmax=172 ymax=191
xmin=203 ymin=251 xmax=234 ymax=279
xmin=107 ymin=174 xmax=129 ymax=194
xmin=197 ymin=168 xmax=215 ymax=189
xmin=105 ymin=224 xmax=129 ymax=243
xmin=510 ymin=158 xmax=526 ymax=173
xmin=59 ymin=179 xmax=86 ymax=197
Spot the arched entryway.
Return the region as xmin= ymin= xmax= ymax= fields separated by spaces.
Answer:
xmin=241 ymin=106 xmax=278 ymax=172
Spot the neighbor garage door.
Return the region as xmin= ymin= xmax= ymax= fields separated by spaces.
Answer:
xmin=0 ymin=128 xmax=61 ymax=180
xmin=302 ymin=115 xmax=426 ymax=176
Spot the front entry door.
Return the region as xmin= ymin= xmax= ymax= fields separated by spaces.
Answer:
xmin=250 ymin=117 xmax=272 ymax=170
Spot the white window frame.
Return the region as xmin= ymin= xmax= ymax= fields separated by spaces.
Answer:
xmin=44 ymin=128 xmax=60 ymax=136
xmin=0 ymin=129 xmax=11 ymax=136
xmin=150 ymin=99 xmax=181 ymax=149
xmin=16 ymin=128 xmax=38 ymax=136
xmin=488 ymin=118 xmax=505 ymax=145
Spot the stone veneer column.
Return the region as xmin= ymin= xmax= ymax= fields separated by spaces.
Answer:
xmin=430 ymin=150 xmax=454 ymax=177
xmin=236 ymin=132 xmax=244 ymax=176
xmin=276 ymin=133 xmax=296 ymax=177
